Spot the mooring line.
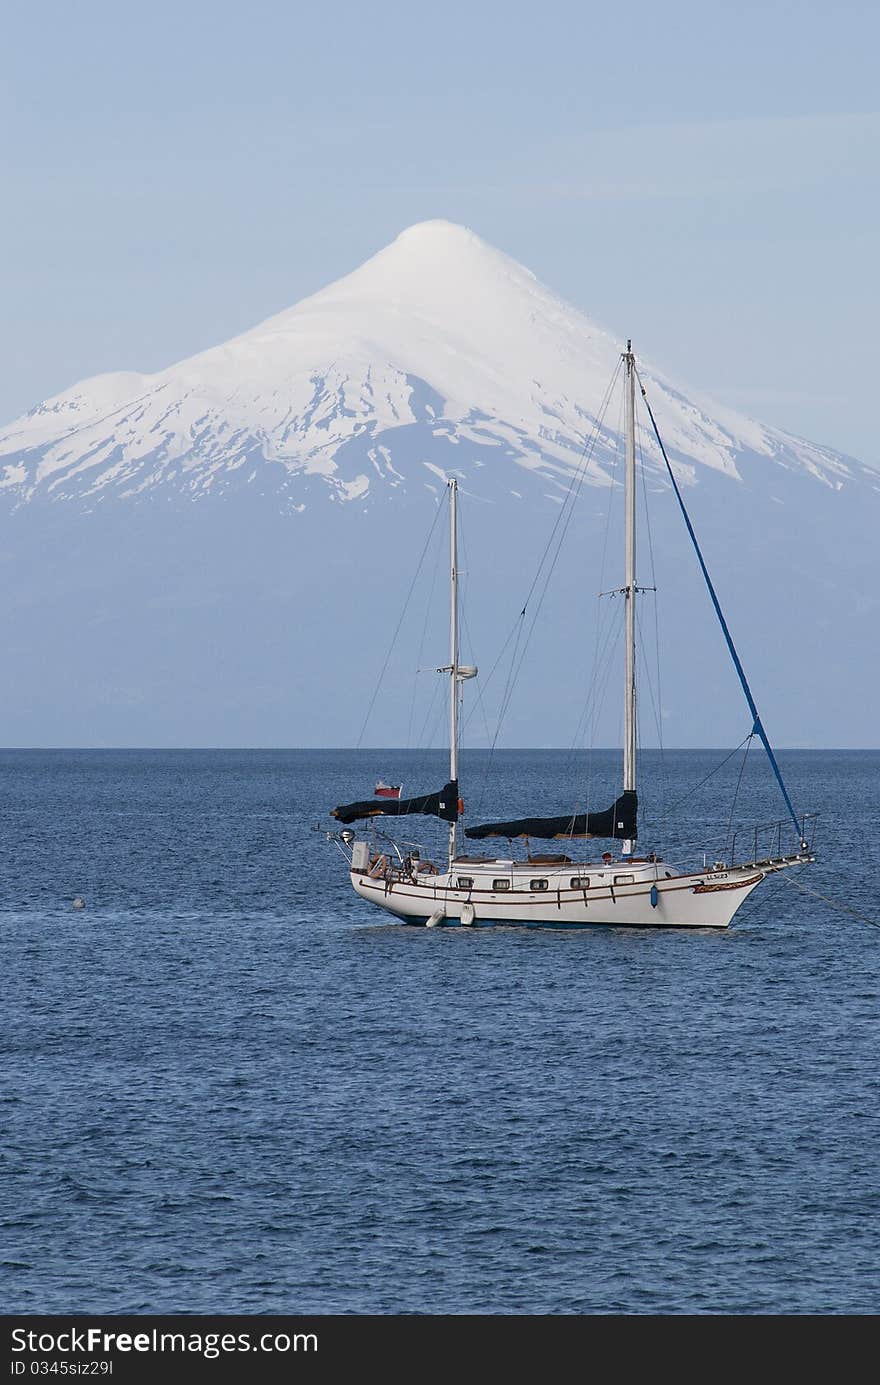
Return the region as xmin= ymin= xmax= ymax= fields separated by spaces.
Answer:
xmin=777 ymin=870 xmax=880 ymax=931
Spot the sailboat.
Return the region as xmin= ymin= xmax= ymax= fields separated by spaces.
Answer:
xmin=329 ymin=343 xmax=815 ymax=928
xmin=374 ymin=781 xmax=402 ymax=799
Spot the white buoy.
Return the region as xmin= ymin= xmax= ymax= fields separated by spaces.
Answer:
xmin=72 ymin=897 xmax=86 ymax=910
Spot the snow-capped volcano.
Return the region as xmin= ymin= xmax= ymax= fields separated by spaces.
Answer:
xmin=0 ymin=220 xmax=869 ymax=508
xmin=1 ymin=220 xmax=879 ymax=749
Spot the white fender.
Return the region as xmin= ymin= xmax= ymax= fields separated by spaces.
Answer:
xmin=460 ymin=902 xmax=476 ymax=927
xmin=426 ymin=906 xmax=446 ymax=929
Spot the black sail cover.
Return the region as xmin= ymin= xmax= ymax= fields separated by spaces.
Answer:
xmin=331 ymin=781 xmax=459 ymax=826
xmin=465 ymin=791 xmax=637 ymax=842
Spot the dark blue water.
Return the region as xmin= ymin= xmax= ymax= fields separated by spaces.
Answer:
xmin=1 ymin=749 xmax=878 ymax=1314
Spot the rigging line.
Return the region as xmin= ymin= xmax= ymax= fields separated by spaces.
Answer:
xmin=651 ymin=591 xmax=666 ymax=808
xmin=566 ymin=611 xmax=624 ymax=813
xmin=568 ymin=588 xmax=616 ymax=747
xmin=414 ymin=671 xmax=444 ymax=751
xmin=584 ymin=617 xmax=624 ymax=807
xmin=637 ymin=411 xmax=658 ymax=585
xmin=637 ymin=598 xmax=665 ymax=742
xmin=457 ymin=505 xmax=521 ymax=813
xmin=569 ymin=592 xmax=619 ymax=765
xmin=459 ymin=592 xmax=494 ymax=756
xmin=633 ymin=667 xmax=660 ymax=838
xmin=568 ymin=683 xmax=596 ymax=764
xmin=583 ymin=378 xmax=626 ymax=818
xmin=606 ymin=368 xmax=626 ymax=556
xmin=456 ymin=506 xmax=494 ymax=754
xmin=489 ymin=536 xmax=573 ymax=760
xmin=587 ymin=616 xmax=624 ymax=760
xmin=640 ymin=733 xmax=754 ymax=826
xmin=775 ymin=871 xmax=880 ymax=932
xmin=636 ymin=595 xmax=668 ymax=824
xmin=577 ymin=390 xmax=624 ymax=727
xmin=570 ymin=618 xmax=625 ymax=819
xmin=356 ymin=497 xmax=445 ymax=750
xmin=635 ymin=604 xmax=664 ymax=752
xmin=594 ymin=368 xmax=626 ymax=599
xmin=515 ymin=358 xmax=624 ymax=623
xmin=426 ymin=681 xmax=452 ymax=754
xmin=634 ymin=685 xmax=656 ymax=838
xmin=406 ymin=508 xmax=446 ymax=750
xmin=494 ymin=437 xmax=602 ymax=738
xmin=473 ymin=362 xmax=624 ymax=810
xmin=460 ymin=608 xmax=493 ymax=753
xmin=580 ymin=391 xmax=622 ymax=780
xmin=578 ymin=399 xmax=624 ymax=814
xmin=724 ymin=733 xmax=754 ymax=853
xmin=460 ymin=611 xmax=523 ymax=731
xmin=636 ymin=366 xmax=803 ymax=843
xmin=502 ymin=361 xmax=622 ymax=648
xmin=566 ymin=593 xmax=608 ymax=813
xmin=480 ymin=446 xmax=605 ymax=757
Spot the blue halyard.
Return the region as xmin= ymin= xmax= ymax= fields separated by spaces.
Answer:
xmin=637 ymin=375 xmax=805 ymax=846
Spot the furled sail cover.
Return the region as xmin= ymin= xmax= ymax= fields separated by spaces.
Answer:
xmin=465 ymin=791 xmax=637 ymax=842
xmin=331 ymin=781 xmax=459 ymax=826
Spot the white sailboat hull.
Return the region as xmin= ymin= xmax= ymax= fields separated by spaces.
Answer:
xmin=349 ymin=856 xmax=808 ymax=929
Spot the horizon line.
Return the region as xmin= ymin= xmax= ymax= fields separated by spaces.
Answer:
xmin=0 ymin=745 xmax=869 ymax=754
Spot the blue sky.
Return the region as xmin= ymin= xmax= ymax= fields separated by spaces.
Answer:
xmin=3 ymin=0 xmax=878 ymax=463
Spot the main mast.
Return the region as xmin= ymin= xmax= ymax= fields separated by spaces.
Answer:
xmin=448 ymin=477 xmax=459 ymax=868
xmin=622 ymin=341 xmax=637 ymax=856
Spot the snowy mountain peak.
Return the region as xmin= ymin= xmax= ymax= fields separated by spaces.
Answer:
xmin=0 ymin=223 xmax=868 ymax=509
xmin=327 ymin=219 xmax=540 ymax=296
xmin=360 ymin=218 xmax=512 ymax=269
xmin=390 ymin=218 xmax=492 ymax=249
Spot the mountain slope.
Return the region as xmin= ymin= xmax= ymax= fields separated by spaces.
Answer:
xmin=0 ymin=221 xmax=872 ymax=509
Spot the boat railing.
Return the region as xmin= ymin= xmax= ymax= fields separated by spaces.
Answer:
xmin=728 ymin=812 xmax=818 ymax=868
xmin=660 ymin=813 xmax=818 ymax=876
xmin=370 ymin=832 xmax=435 ymax=863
